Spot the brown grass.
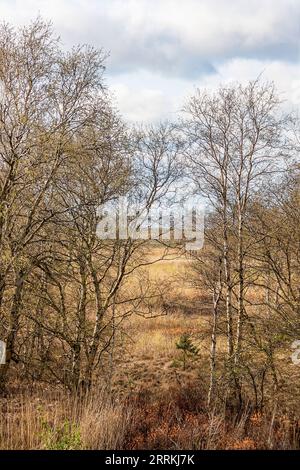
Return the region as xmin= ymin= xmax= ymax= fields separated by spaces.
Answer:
xmin=1 ymin=382 xmax=299 ymax=450
xmin=1 ymin=250 xmax=299 ymax=450
xmin=0 ymin=390 xmax=130 ymax=450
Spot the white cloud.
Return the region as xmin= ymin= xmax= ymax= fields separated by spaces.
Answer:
xmin=108 ymin=71 xmax=190 ymax=122
xmin=195 ymin=58 xmax=300 ymax=111
xmin=1 ymin=0 xmax=298 ymax=74
xmin=109 ymin=59 xmax=300 ymax=123
xmin=110 ymin=83 xmax=170 ymax=123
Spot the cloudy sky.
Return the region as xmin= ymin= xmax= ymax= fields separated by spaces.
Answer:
xmin=0 ymin=0 xmax=299 ymax=122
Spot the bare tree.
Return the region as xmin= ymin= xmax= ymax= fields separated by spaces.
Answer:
xmin=0 ymin=18 xmax=107 ymax=389
xmin=183 ymin=79 xmax=290 ymax=407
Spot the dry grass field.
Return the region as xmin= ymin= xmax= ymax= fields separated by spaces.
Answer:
xmin=1 ymin=249 xmax=299 ymax=450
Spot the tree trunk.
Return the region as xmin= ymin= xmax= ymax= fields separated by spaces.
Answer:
xmin=235 ymin=210 xmax=244 ymax=365
xmin=208 ymin=291 xmax=219 ymax=407
xmin=71 ymin=257 xmax=87 ymax=391
xmin=0 ymin=269 xmax=26 ymax=392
